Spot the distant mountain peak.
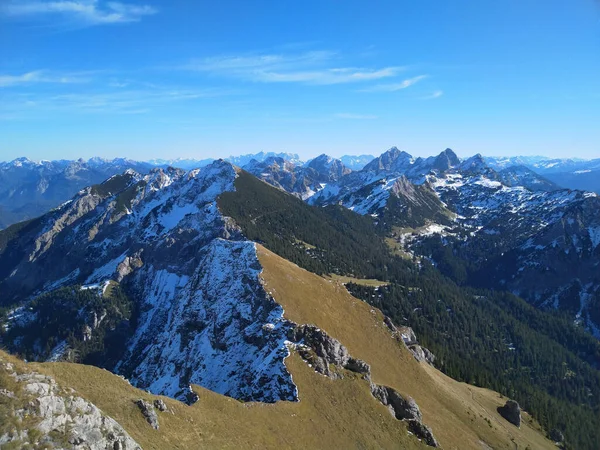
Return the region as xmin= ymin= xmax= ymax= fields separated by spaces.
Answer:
xmin=432 ymin=148 xmax=460 ymax=172
xmin=458 ymin=153 xmax=489 ymax=174
xmin=363 ymin=147 xmax=414 ymax=173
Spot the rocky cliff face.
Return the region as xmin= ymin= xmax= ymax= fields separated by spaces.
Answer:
xmin=0 ymin=161 xmax=298 ymax=404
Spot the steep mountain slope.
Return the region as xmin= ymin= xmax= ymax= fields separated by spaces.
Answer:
xmin=419 ymin=158 xmax=600 ymax=337
xmin=308 ymin=148 xmax=457 ymax=226
xmin=302 ymin=147 xmax=600 ymax=338
xmin=0 ymin=246 xmax=555 ymax=449
xmin=544 ymin=169 xmax=600 ymax=195
xmin=0 ymin=157 xmax=154 ymax=230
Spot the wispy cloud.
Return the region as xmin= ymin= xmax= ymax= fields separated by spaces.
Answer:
xmin=1 ymin=86 xmax=235 ymax=117
xmin=0 ymin=70 xmax=92 ymax=87
xmin=1 ymin=0 xmax=157 ymax=25
xmin=183 ymin=51 xmax=404 ymax=85
xmin=359 ymin=75 xmax=428 ymax=92
xmin=334 ymin=113 xmax=378 ymax=120
xmin=422 ymin=90 xmax=444 ymax=100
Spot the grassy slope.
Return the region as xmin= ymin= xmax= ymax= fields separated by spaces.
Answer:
xmin=1 ymin=246 xmax=553 ymax=449
xmin=257 ymin=245 xmax=554 ymax=450
xmin=18 ymin=352 xmax=423 ymax=450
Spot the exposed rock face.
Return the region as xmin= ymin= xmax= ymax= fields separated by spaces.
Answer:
xmin=371 ymin=383 xmax=438 ymax=447
xmin=370 ymin=384 xmax=422 ymax=421
xmin=153 ymin=399 xmax=168 ymax=412
xmin=288 ymin=324 xmax=370 ymax=379
xmin=408 ymin=344 xmax=436 ymax=365
xmin=135 ymin=399 xmax=159 ymax=430
xmin=0 ymin=359 xmax=141 ymax=449
xmin=384 ymin=318 xmax=436 ymax=366
xmin=498 ymin=399 xmax=521 ymax=427
xmin=241 ymin=154 xmax=350 ymax=200
xmin=407 ymin=419 xmax=439 ymax=448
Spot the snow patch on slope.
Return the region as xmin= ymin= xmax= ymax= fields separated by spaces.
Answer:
xmin=116 ymin=239 xmax=298 ymax=404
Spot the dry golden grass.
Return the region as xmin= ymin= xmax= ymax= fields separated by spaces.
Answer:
xmin=20 ymin=352 xmax=426 ymax=450
xmin=326 ymin=273 xmax=389 ymax=287
xmin=257 ymin=244 xmax=554 ymax=450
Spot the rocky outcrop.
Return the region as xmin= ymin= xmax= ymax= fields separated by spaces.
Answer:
xmin=409 ymin=344 xmax=436 ymax=365
xmin=498 ymin=399 xmax=521 ymax=427
xmin=384 ymin=318 xmax=436 ymax=366
xmin=154 ymin=399 xmax=168 ymax=412
xmin=289 ymin=324 xmax=438 ymax=447
xmin=370 ymin=384 xmax=422 ymax=421
xmin=370 ymin=383 xmax=439 ymax=447
xmin=407 ymin=419 xmax=440 ymax=447
xmin=288 ymin=324 xmax=370 ymax=379
xmin=0 ymin=359 xmax=141 ymax=449
xmin=134 ymin=399 xmax=159 ymax=430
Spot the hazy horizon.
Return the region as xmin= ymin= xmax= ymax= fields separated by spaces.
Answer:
xmin=1 ymin=147 xmax=598 ymax=165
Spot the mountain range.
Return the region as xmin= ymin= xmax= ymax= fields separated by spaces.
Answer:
xmin=1 ymin=148 xmax=600 ymax=448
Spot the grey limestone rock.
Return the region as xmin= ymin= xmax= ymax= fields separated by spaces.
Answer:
xmin=135 ymin=399 xmax=159 ymax=430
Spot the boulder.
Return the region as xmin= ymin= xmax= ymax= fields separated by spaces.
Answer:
xmin=134 ymin=399 xmax=159 ymax=429
xmin=154 ymin=399 xmax=168 ymax=412
xmin=498 ymin=399 xmax=521 ymax=427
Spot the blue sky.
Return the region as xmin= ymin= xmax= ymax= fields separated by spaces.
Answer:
xmin=1 ymin=0 xmax=599 ymax=161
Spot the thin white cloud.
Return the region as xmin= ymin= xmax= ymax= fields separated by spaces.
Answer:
xmin=359 ymin=75 xmax=428 ymax=92
xmin=422 ymin=90 xmax=444 ymax=100
xmin=0 ymin=70 xmax=92 ymax=87
xmin=1 ymin=0 xmax=157 ymax=25
xmin=1 ymin=86 xmax=235 ymax=116
xmin=184 ymin=51 xmax=404 ymax=85
xmin=334 ymin=113 xmax=378 ymax=120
